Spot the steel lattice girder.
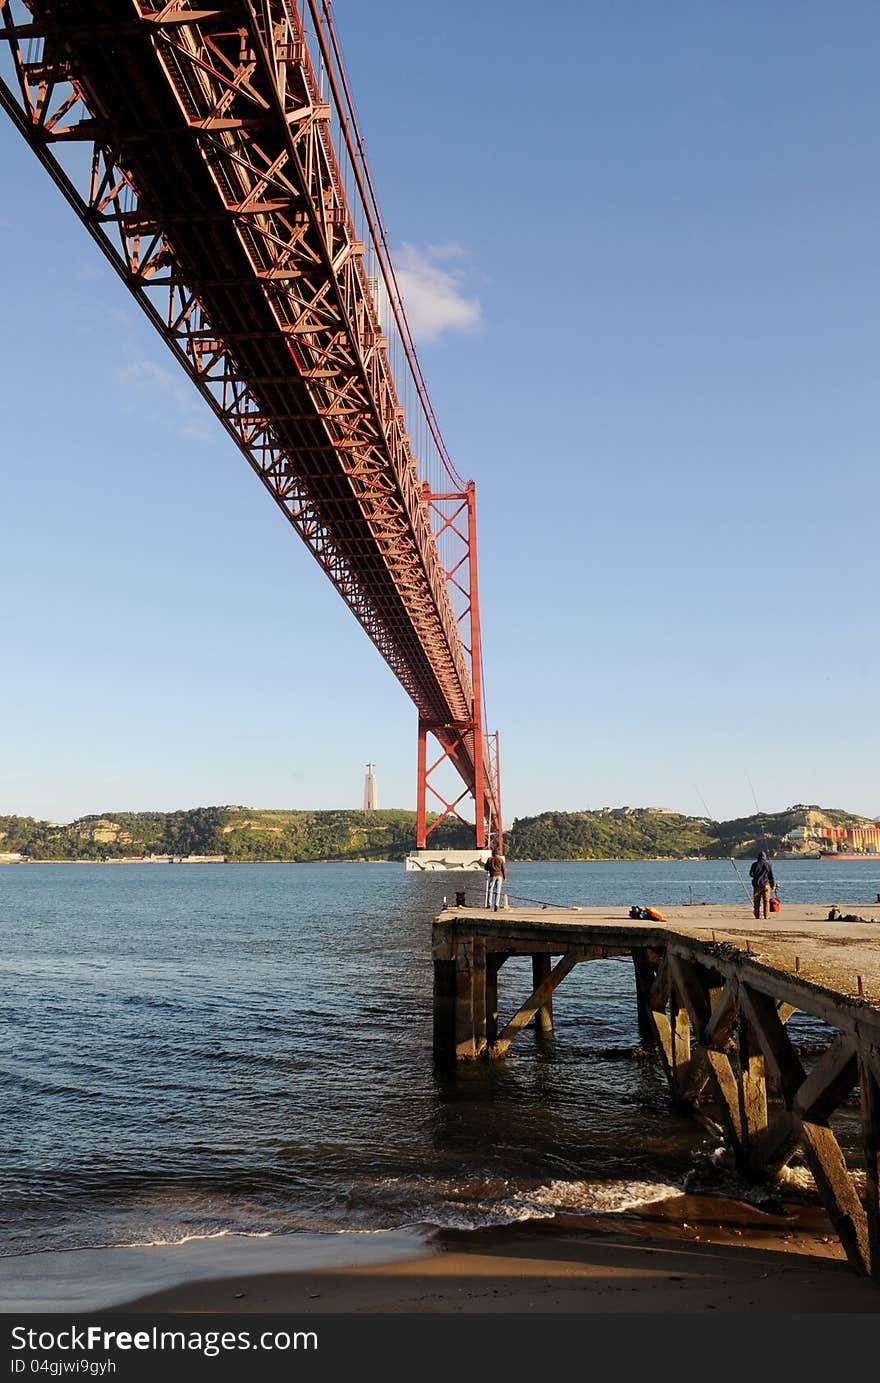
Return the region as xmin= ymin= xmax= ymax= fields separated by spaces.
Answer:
xmin=0 ymin=0 xmax=500 ymax=821
xmin=415 ymin=488 xmax=500 ymax=851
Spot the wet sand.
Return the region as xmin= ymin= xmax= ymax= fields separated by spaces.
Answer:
xmin=113 ymin=1196 xmax=879 ymax=1314
xmin=0 ymin=1229 xmax=427 ymax=1314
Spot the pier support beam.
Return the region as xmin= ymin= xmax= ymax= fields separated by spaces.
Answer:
xmin=861 ymin=1051 xmax=880 ymax=1279
xmin=669 ymin=988 xmax=691 ymax=1099
xmin=432 ymin=957 xmax=456 ymax=1063
xmin=486 ymin=954 xmax=501 ymax=1044
xmin=798 ymin=1117 xmax=869 ymax=1274
xmin=472 ymin=939 xmax=487 ymax=1055
xmin=737 ymin=1015 xmax=768 ymax=1157
xmin=454 ymin=938 xmax=488 ymax=1059
xmin=531 ymin=954 xmax=554 ymax=1034
xmin=490 ymin=953 xmax=578 ymax=1058
xmin=632 ymin=951 xmax=658 ymax=1050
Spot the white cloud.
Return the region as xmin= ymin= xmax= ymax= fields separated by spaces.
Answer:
xmin=118 ymin=358 xmax=183 ymax=402
xmin=118 ymin=358 xmax=213 ymax=441
xmin=426 ymin=241 xmax=468 ymax=262
xmin=395 ymin=243 xmax=480 ymax=342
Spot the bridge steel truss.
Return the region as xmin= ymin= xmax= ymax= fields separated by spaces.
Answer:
xmin=0 ymin=0 xmax=501 ymax=846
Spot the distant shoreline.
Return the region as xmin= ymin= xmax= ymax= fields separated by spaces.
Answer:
xmin=4 ymin=853 xmax=875 ymax=867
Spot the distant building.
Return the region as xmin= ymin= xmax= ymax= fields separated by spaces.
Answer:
xmin=363 ymin=762 xmax=378 ymax=811
xmin=783 ymin=823 xmax=880 ymax=853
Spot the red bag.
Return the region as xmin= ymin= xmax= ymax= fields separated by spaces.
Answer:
xmin=769 ymin=894 xmax=781 ymax=913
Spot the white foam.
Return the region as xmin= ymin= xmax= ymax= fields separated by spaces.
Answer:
xmin=365 ymin=1175 xmax=684 ymax=1231
xmin=129 ymin=1228 xmax=273 ymax=1248
xmin=777 ymin=1165 xmax=815 ymax=1191
xmin=515 ymin=1177 xmax=682 ymax=1215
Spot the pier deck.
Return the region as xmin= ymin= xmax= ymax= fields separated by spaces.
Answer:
xmin=437 ymin=903 xmax=880 ymax=1008
xmin=432 ymin=903 xmax=880 ymax=1279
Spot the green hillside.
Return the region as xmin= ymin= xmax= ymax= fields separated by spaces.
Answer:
xmin=507 ymin=809 xmax=713 ymax=860
xmin=218 ymin=808 xmax=471 ymax=861
xmin=0 ymin=802 xmax=875 ymax=863
xmin=0 ymin=807 xmax=472 ymax=862
xmin=508 ymin=804 xmax=876 ymax=860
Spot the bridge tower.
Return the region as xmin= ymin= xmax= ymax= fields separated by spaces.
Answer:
xmin=416 ymin=482 xmax=503 ymax=857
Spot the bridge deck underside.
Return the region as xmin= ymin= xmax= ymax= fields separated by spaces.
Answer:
xmin=11 ymin=0 xmax=483 ymax=794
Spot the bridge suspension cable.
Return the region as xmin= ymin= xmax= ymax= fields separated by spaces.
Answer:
xmin=0 ymin=0 xmax=501 ymax=848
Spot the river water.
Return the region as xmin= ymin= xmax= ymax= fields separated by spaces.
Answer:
xmin=2 ymin=858 xmax=878 ymax=1257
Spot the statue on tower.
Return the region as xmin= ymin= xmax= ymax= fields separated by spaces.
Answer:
xmin=363 ymin=762 xmax=378 ymax=812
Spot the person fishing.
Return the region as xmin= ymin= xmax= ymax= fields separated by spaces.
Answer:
xmin=749 ymin=849 xmax=776 ymax=920
xmin=484 ymin=845 xmax=507 ymax=911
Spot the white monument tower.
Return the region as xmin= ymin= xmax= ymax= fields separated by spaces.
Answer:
xmin=362 ymin=762 xmax=378 ymax=811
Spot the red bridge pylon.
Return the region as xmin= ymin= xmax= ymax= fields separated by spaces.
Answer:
xmin=416 ymin=482 xmax=502 ymax=852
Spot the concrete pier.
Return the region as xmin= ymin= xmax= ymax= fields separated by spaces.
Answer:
xmin=432 ymin=902 xmax=880 ymax=1279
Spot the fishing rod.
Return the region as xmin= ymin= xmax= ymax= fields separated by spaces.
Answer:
xmin=746 ymin=773 xmax=766 ymax=847
xmin=695 ymin=785 xmax=752 ymax=901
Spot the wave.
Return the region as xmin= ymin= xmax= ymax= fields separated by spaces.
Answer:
xmin=125 ymin=1228 xmax=274 ymax=1248
xmin=351 ymin=1173 xmax=684 ymax=1231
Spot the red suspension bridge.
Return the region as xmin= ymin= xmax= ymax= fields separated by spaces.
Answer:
xmin=0 ymin=0 xmax=502 ymax=853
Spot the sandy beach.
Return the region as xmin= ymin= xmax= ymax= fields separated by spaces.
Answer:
xmin=106 ymin=1195 xmax=879 ymax=1315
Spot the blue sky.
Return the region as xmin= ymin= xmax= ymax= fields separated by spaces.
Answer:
xmin=1 ymin=0 xmax=878 ymax=825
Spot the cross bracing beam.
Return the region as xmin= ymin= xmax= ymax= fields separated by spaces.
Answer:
xmin=0 ymin=0 xmax=501 ymax=840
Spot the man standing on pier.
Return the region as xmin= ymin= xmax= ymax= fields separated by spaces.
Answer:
xmin=749 ymin=849 xmax=776 ymax=920
xmin=484 ymin=845 xmax=507 ymax=911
